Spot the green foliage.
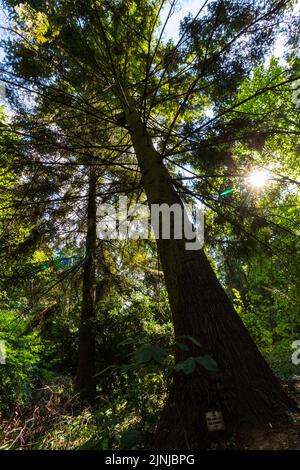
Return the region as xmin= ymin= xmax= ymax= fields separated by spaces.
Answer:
xmin=174 ymin=355 xmax=219 ymax=375
xmin=127 ymin=343 xmax=168 ymax=368
xmin=0 ymin=310 xmax=43 ymax=413
xmin=264 ymin=340 xmax=300 ymax=380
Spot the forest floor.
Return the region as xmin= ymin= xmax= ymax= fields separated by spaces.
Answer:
xmin=1 ymin=376 xmax=300 ymax=450
xmin=231 ymin=376 xmax=300 ymax=450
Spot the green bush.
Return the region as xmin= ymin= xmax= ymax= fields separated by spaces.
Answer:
xmin=0 ymin=310 xmax=43 ymax=414
xmin=263 ymin=339 xmax=300 ymax=380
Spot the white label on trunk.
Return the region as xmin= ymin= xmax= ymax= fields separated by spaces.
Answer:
xmin=205 ymin=411 xmax=225 ymax=431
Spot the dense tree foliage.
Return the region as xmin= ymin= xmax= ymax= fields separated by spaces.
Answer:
xmin=0 ymin=0 xmax=299 ymax=450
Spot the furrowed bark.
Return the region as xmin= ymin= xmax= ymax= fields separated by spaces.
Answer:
xmin=124 ymin=103 xmax=295 ymax=449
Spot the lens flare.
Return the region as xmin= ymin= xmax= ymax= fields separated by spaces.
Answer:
xmin=248 ymin=170 xmax=270 ymax=189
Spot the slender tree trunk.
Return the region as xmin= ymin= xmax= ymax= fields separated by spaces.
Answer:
xmin=75 ymin=168 xmax=97 ymax=403
xmin=124 ymin=104 xmax=295 ymax=449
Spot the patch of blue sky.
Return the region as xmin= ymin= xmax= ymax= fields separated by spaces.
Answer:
xmin=0 ymin=4 xmax=8 ymax=62
xmin=159 ymin=0 xmax=298 ymax=62
xmin=159 ymin=0 xmax=205 ymax=42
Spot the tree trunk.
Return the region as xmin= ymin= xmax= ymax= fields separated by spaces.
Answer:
xmin=75 ymin=168 xmax=97 ymax=403
xmin=124 ymin=104 xmax=295 ymax=449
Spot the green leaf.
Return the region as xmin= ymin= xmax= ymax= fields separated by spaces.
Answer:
xmin=195 ymin=355 xmax=219 ymax=372
xmin=175 ymin=355 xmax=219 ymax=375
xmin=151 ymin=345 xmax=168 ymax=364
xmin=177 ymin=336 xmax=202 ymax=347
xmin=133 ymin=344 xmax=153 ymax=364
xmin=131 ymin=344 xmax=167 ymax=366
xmin=175 ymin=342 xmax=189 ymax=352
xmin=174 ymin=357 xmax=197 ymax=375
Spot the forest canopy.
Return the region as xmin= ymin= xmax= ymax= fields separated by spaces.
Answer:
xmin=0 ymin=0 xmax=299 ymax=451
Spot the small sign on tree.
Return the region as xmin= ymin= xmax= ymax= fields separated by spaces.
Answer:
xmin=205 ymin=411 xmax=225 ymax=432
